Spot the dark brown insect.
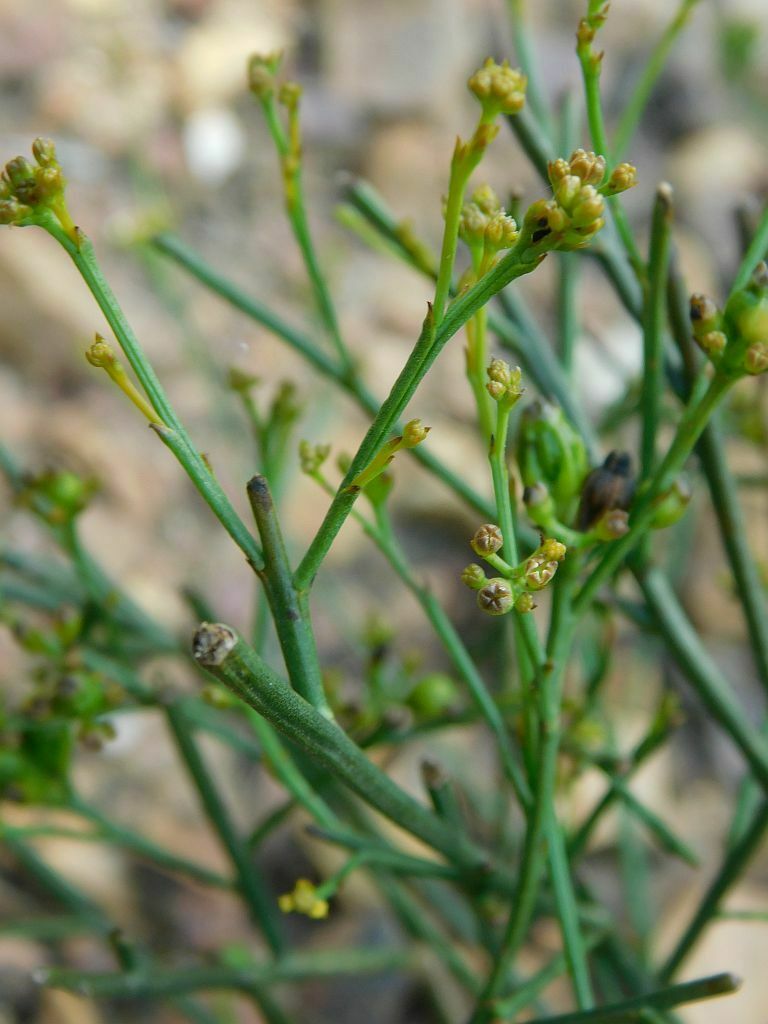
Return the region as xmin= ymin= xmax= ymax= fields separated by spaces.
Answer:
xmin=577 ymin=450 xmax=635 ymax=531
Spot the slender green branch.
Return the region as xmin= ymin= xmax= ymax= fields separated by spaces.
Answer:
xmin=246 ymin=474 xmax=330 ymax=715
xmin=165 ymin=704 xmax=284 ymax=955
xmin=612 ymin=0 xmax=702 ymax=160
xmin=191 ymin=624 xmax=499 ymax=879
xmin=45 ymin=229 xmax=263 ymax=569
xmin=641 ymin=184 xmax=673 ymax=479
xmin=520 ymin=972 xmax=739 ymax=1024
xmin=660 ymin=801 xmax=768 ymax=981
xmin=67 ymin=796 xmax=232 ymax=890
xmin=43 ymin=947 xmax=412 ymax=999
xmin=574 ymin=372 xmax=733 ymax=615
xmin=506 ymin=0 xmax=554 ymax=136
xmin=294 ymin=239 xmax=544 ymax=592
xmin=150 ymin=232 xmax=493 ymax=519
xmin=728 ymin=201 xmax=768 ymax=297
xmin=636 ymin=566 xmax=768 ymax=792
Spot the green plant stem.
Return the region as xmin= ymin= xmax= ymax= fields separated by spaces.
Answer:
xmin=506 ymin=0 xmax=554 ymax=137
xmin=659 ymin=801 xmax=768 ymax=981
xmin=370 ymin=503 xmax=532 ymax=810
xmin=43 ymin=947 xmax=412 ymax=999
xmin=257 ymin=92 xmax=352 ymax=371
xmin=472 ymin=562 xmax=589 ymax=1020
xmin=193 ymin=627 xmax=498 ymax=879
xmin=150 ymin=232 xmax=493 ymax=520
xmin=612 ymin=0 xmax=702 ymax=160
xmin=67 ymin=796 xmax=232 ymax=890
xmin=165 ymin=704 xmax=283 ymax=955
xmin=521 ymin=972 xmax=739 ymax=1024
xmin=246 ymin=475 xmax=330 ymax=715
xmin=557 ymin=92 xmax=581 ymax=376
xmin=47 ymin=228 xmax=263 ymax=569
xmin=433 ymin=144 xmax=475 ymax=323
xmin=576 ymin=25 xmax=644 ymax=275
xmin=293 ymin=238 xmax=544 ymax=592
xmin=640 ymin=186 xmax=673 ymax=479
xmin=574 ymin=372 xmax=733 ymax=615
xmin=728 ymin=200 xmax=768 ymax=296
xmin=3 ymin=834 xmax=109 ymax=930
xmin=667 ymin=258 xmax=768 ymax=695
xmin=635 ymin=566 xmax=768 ymax=791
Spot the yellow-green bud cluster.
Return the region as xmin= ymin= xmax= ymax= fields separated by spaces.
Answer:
xmin=722 ymin=263 xmax=768 ymax=378
xmin=463 ymin=527 xmax=566 ymax=616
xmin=486 ymin=359 xmax=524 ymax=405
xmin=0 ymin=139 xmax=73 ymax=238
xmin=247 ymin=52 xmax=283 ymax=100
xmin=691 ymin=265 xmax=768 ymax=378
xmin=299 ymin=440 xmax=331 ymax=475
xmin=458 ymin=186 xmax=519 ymax=266
xmin=520 ymin=150 xmax=637 ymax=254
xmin=468 ymin=58 xmax=527 ymax=119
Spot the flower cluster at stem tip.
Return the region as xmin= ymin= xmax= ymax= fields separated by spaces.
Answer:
xmin=278 ymin=878 xmax=329 ymax=920
xmin=691 ymin=262 xmax=768 ymax=378
xmin=459 ymin=185 xmax=519 ymax=273
xmin=521 ymin=149 xmax=637 ymax=253
xmin=0 ymin=138 xmax=77 ymax=243
xmin=463 ymin=528 xmax=567 ymax=616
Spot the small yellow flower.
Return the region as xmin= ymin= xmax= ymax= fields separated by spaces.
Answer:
xmin=278 ymin=879 xmax=329 ymax=920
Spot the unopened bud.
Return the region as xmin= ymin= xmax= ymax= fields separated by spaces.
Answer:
xmin=279 ymin=81 xmax=302 ymax=108
xmin=85 ymin=336 xmax=117 ymax=368
xmin=554 ymin=174 xmax=582 ymax=209
xmin=461 ymin=563 xmax=488 ymax=590
xmin=299 ymin=440 xmax=331 ymax=474
xmin=689 ymin=294 xmax=721 ymax=336
xmin=468 ymin=58 xmax=527 ymax=117
xmin=571 ymin=186 xmax=605 ymax=227
xmin=472 ymin=184 xmax=501 ymax=215
xmin=650 ymin=477 xmax=692 ymax=530
xmin=696 ymin=330 xmax=727 ymax=359
xmin=31 ymin=138 xmax=57 ymax=167
xmin=401 ymin=418 xmax=430 ymax=448
xmin=471 ymin=524 xmax=504 ymax=556
xmin=539 ymin=538 xmax=566 ymax=562
xmin=745 ymin=342 xmax=768 ymax=375
xmin=568 ymin=149 xmax=606 ymax=186
xmin=485 ymin=211 xmax=518 ymax=250
xmin=247 ymin=52 xmax=281 ymax=99
xmin=477 ymin=578 xmax=514 ymax=615
xmin=514 ymin=592 xmax=535 ymax=613
xmin=603 ymin=163 xmax=638 ymax=195
xmin=594 ymin=508 xmax=630 ymax=540
xmin=524 ymin=554 xmax=559 ymax=590
xmin=547 ymin=158 xmax=571 ymax=186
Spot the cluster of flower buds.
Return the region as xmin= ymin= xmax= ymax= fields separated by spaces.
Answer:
xmin=458 ymin=185 xmax=519 ymax=268
xmin=247 ymin=52 xmax=283 ymax=100
xmin=299 ymin=440 xmax=332 ymax=476
xmin=462 ymin=526 xmax=567 ymax=616
xmin=521 ymin=149 xmax=637 ymax=253
xmin=0 ymin=139 xmax=76 ymax=242
xmin=486 ymin=358 xmax=524 ymax=407
xmin=690 ymin=265 xmax=768 ymax=377
xmin=517 ymin=400 xmax=588 ymax=523
xmin=468 ymin=58 xmax=527 ymax=119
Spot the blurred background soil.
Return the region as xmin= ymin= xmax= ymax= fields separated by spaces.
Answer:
xmin=1 ymin=0 xmax=767 ymax=1021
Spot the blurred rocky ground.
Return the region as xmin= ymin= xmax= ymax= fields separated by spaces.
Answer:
xmin=1 ymin=0 xmax=767 ymax=1021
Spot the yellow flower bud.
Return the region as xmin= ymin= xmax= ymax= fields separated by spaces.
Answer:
xmin=604 ymin=162 xmax=638 ymax=195
xmin=568 ymin=149 xmax=606 ymax=186
xmin=278 ymin=878 xmax=329 ymax=920
xmin=468 ymin=58 xmax=527 ymax=117
xmin=461 ymin=563 xmax=488 ymax=590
